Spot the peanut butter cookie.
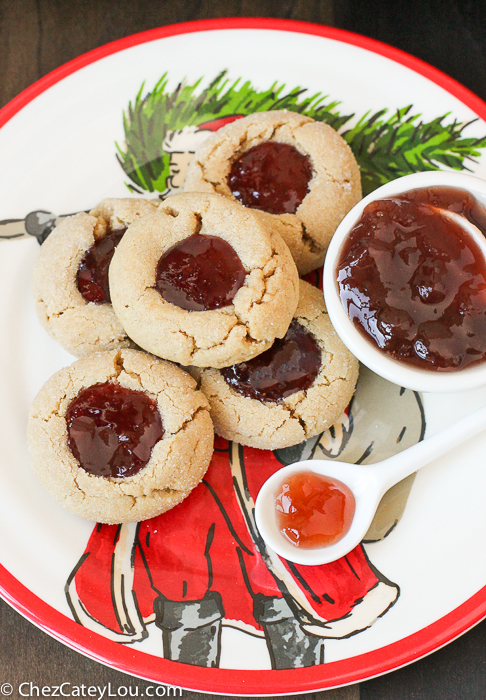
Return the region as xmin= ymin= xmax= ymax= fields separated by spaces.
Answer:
xmin=27 ymin=349 xmax=214 ymax=523
xmin=196 ymin=281 xmax=359 ymax=450
xmin=109 ymin=192 xmax=299 ymax=368
xmin=184 ymin=110 xmax=362 ymax=275
xmin=33 ymin=198 xmax=157 ymax=357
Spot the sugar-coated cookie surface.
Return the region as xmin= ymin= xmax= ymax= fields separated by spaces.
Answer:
xmin=32 ymin=198 xmax=158 ymax=357
xmin=196 ymin=281 xmax=359 ymax=450
xmin=109 ymin=192 xmax=300 ymax=368
xmin=184 ymin=110 xmax=362 ymax=275
xmin=27 ymin=349 xmax=214 ymax=523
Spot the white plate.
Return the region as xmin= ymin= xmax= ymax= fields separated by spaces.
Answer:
xmin=2 ymin=18 xmax=486 ymax=696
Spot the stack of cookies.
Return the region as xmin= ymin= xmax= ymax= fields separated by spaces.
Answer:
xmin=28 ymin=110 xmax=361 ymax=524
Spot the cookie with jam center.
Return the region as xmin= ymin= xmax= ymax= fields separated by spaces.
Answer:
xmin=27 ymin=349 xmax=214 ymax=523
xmin=183 ymin=110 xmax=362 ymax=275
xmin=109 ymin=192 xmax=300 ymax=368
xmin=33 ymin=198 xmax=158 ymax=357
xmin=195 ymin=281 xmax=359 ymax=450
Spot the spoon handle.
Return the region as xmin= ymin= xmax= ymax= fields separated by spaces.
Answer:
xmin=372 ymin=402 xmax=486 ymax=493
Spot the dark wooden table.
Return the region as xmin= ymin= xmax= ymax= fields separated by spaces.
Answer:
xmin=2 ymin=1 xmax=486 ymax=698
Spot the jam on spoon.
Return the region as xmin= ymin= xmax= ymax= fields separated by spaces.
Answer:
xmin=275 ymin=471 xmax=356 ymax=548
xmin=228 ymin=141 xmax=313 ymax=215
xmin=155 ymin=234 xmax=247 ymax=311
xmin=336 ymin=186 xmax=486 ymax=371
xmin=77 ymin=228 xmax=126 ymax=304
xmin=66 ymin=382 xmax=163 ymax=479
xmin=221 ymin=320 xmax=321 ymax=402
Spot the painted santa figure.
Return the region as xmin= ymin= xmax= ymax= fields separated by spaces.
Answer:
xmin=66 ymin=368 xmax=425 ymax=670
xmin=160 ymin=115 xmax=244 ymax=198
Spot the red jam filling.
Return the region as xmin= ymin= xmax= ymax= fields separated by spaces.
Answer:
xmin=228 ymin=141 xmax=313 ymax=215
xmin=155 ymin=234 xmax=247 ymax=311
xmin=221 ymin=320 xmax=321 ymax=402
xmin=66 ymin=382 xmax=163 ymax=479
xmin=275 ymin=471 xmax=356 ymax=548
xmin=336 ymin=186 xmax=486 ymax=371
xmin=76 ymin=228 xmax=126 ymax=304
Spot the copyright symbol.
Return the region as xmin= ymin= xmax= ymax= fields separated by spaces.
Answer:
xmin=0 ymin=684 xmax=13 ymax=696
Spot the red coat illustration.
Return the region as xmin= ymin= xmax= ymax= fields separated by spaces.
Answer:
xmin=66 ymin=374 xmax=424 ymax=669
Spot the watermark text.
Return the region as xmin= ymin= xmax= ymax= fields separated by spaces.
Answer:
xmin=0 ymin=682 xmax=182 ymax=698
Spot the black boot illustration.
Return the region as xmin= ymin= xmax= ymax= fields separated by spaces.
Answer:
xmin=154 ymin=591 xmax=224 ymax=668
xmin=254 ymin=594 xmax=325 ymax=669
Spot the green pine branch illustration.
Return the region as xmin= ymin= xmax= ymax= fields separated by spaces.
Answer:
xmin=117 ymin=71 xmax=486 ymax=197
xmin=344 ymin=107 xmax=486 ymax=194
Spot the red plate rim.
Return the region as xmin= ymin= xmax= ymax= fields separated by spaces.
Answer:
xmin=2 ymin=17 xmax=486 ymax=695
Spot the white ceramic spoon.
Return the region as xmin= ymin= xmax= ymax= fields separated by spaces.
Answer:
xmin=255 ymin=402 xmax=486 ymax=566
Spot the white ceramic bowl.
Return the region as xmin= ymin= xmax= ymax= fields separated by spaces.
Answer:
xmin=323 ymin=171 xmax=486 ymax=393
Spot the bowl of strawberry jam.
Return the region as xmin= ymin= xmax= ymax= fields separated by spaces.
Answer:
xmin=323 ymin=171 xmax=486 ymax=392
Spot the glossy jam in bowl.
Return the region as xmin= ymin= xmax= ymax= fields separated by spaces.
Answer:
xmin=323 ymin=171 xmax=486 ymax=392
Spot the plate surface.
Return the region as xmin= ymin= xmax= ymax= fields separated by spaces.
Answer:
xmin=2 ymin=18 xmax=486 ymax=696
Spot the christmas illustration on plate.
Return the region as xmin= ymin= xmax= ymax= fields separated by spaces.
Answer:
xmin=6 ymin=70 xmax=486 ymax=669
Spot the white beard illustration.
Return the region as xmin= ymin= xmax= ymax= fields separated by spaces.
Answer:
xmin=161 ymin=126 xmax=212 ymax=197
